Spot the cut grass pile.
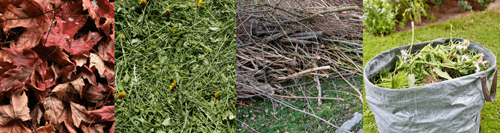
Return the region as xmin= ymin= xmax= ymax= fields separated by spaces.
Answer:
xmin=114 ymin=0 xmax=236 ymax=132
xmin=363 ymin=10 xmax=500 ymax=133
xmin=238 ymin=77 xmax=363 ymax=132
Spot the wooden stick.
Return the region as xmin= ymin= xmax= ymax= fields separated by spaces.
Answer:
xmin=271 ymin=94 xmax=344 ymax=101
xmin=292 ymin=66 xmax=330 ymax=77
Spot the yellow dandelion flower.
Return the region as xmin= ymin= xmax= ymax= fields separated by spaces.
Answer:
xmin=169 ymin=85 xmax=174 ymax=91
xmin=173 ymin=28 xmax=177 ymax=34
xmin=164 ymin=8 xmax=170 ymax=14
xmin=117 ymin=91 xmax=126 ymax=99
xmin=197 ymin=0 xmax=204 ymax=8
xmin=138 ymin=0 xmax=147 ymax=5
xmin=119 ymin=34 xmax=125 ymax=39
xmin=152 ymin=64 xmax=157 ymax=69
xmin=214 ymin=91 xmax=221 ymax=98
xmin=402 ymin=13 xmax=406 ymax=16
xmin=206 ymin=47 xmax=212 ymax=52
xmin=188 ymin=3 xmax=195 ymax=6
xmin=154 ymin=40 xmax=158 ymax=43
xmin=382 ymin=4 xmax=386 ymax=7
xmin=214 ymin=99 xmax=218 ymax=105
xmin=415 ymin=3 xmax=420 ymax=7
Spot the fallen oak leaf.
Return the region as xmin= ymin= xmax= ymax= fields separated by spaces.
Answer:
xmin=86 ymin=106 xmax=114 ymax=121
xmin=69 ymin=102 xmax=89 ymax=128
xmin=34 ymin=123 xmax=56 ymax=133
xmin=0 ymin=88 xmax=31 ymax=125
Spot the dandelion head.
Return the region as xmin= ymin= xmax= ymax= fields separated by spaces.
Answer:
xmin=173 ymin=28 xmax=177 ymax=34
xmin=403 ymin=13 xmax=406 ymax=16
xmin=188 ymin=3 xmax=195 ymax=6
xmin=214 ymin=99 xmax=218 ymax=105
xmin=382 ymin=4 xmax=386 ymax=7
xmin=416 ymin=3 xmax=420 ymax=7
xmin=138 ymin=0 xmax=147 ymax=5
xmin=117 ymin=91 xmax=126 ymax=99
xmin=169 ymin=85 xmax=174 ymax=91
xmin=229 ymin=115 xmax=235 ymax=120
xmin=164 ymin=8 xmax=170 ymax=14
xmin=214 ymin=91 xmax=221 ymax=98
xmin=198 ymin=0 xmax=204 ymax=8
xmin=119 ymin=34 xmax=125 ymax=39
xmin=152 ymin=64 xmax=157 ymax=69
xmin=206 ymin=47 xmax=212 ymax=52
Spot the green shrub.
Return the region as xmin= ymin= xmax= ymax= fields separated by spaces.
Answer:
xmin=458 ymin=1 xmax=472 ymax=11
xmin=478 ymin=0 xmax=493 ymax=9
xmin=363 ymin=0 xmax=398 ymax=35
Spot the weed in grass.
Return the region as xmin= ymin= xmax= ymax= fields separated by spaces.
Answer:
xmin=115 ymin=0 xmax=236 ymax=132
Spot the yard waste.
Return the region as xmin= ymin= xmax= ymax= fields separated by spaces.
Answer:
xmin=364 ymin=38 xmax=497 ymax=133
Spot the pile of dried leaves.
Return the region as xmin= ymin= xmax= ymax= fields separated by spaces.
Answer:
xmin=0 ymin=0 xmax=115 ymax=132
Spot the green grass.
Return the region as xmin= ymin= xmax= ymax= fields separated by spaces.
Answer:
xmin=363 ymin=10 xmax=500 ymax=133
xmin=114 ymin=0 xmax=236 ymax=132
xmin=238 ymin=77 xmax=363 ymax=132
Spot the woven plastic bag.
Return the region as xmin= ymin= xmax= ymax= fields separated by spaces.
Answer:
xmin=364 ymin=38 xmax=497 ymax=133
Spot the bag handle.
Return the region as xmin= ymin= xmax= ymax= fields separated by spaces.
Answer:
xmin=481 ymin=67 xmax=497 ymax=102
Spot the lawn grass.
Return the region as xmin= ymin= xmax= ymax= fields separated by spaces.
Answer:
xmin=114 ymin=0 xmax=236 ymax=132
xmin=363 ymin=10 xmax=500 ymax=133
xmin=238 ymin=77 xmax=363 ymax=132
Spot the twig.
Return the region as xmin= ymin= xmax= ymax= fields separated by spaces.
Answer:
xmin=271 ymin=94 xmax=344 ymax=101
xmin=291 ymin=66 xmax=330 ymax=77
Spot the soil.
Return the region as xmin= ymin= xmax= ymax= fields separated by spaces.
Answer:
xmin=396 ymin=0 xmax=500 ymax=32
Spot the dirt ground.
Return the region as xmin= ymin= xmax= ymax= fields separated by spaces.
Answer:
xmin=396 ymin=0 xmax=500 ymax=32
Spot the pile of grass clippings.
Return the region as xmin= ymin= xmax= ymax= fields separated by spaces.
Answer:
xmin=375 ymin=39 xmax=489 ymax=89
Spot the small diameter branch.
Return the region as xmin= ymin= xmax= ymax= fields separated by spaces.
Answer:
xmin=298 ymin=6 xmax=358 ymax=21
xmin=291 ymin=66 xmax=330 ymax=77
xmin=263 ymin=94 xmax=352 ymax=133
xmin=271 ymin=94 xmax=344 ymax=101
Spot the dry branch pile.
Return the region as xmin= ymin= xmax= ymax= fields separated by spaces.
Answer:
xmin=237 ymin=0 xmax=363 ymax=100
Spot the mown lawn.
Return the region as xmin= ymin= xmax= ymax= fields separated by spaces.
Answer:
xmin=363 ymin=10 xmax=500 ymax=133
xmin=114 ymin=0 xmax=237 ymax=132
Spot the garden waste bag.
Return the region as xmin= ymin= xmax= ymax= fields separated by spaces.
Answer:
xmin=364 ymin=38 xmax=497 ymax=133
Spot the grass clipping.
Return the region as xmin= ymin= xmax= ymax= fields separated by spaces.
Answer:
xmin=375 ymin=40 xmax=489 ymax=89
